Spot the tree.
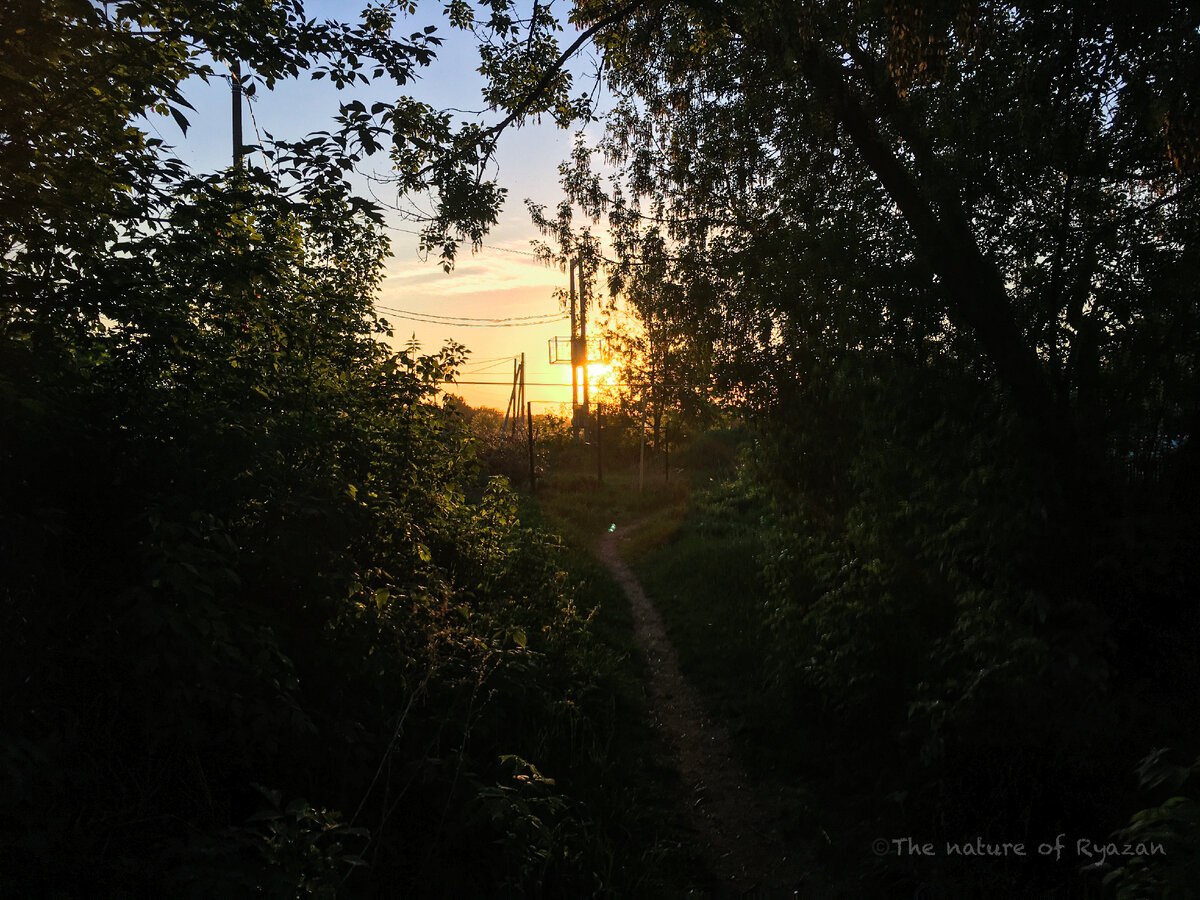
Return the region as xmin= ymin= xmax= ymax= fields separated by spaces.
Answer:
xmin=512 ymin=8 xmax=1200 ymax=880
xmin=1 ymin=4 xmax=655 ymax=894
xmin=0 ymin=0 xmax=534 ymax=341
xmin=537 ymin=0 xmax=1200 ymax=513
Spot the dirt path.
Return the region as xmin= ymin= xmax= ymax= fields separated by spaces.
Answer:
xmin=597 ymin=526 xmax=809 ymax=896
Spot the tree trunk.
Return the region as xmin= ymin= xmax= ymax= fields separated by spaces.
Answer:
xmin=802 ymin=45 xmax=1083 ymax=505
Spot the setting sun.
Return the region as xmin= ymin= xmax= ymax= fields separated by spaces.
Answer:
xmin=558 ymin=361 xmax=620 ymax=405
xmin=564 ymin=361 xmax=615 ymax=390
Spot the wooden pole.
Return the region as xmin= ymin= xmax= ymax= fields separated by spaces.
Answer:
xmin=527 ymin=401 xmax=536 ymax=493
xmin=518 ymin=352 xmax=525 ymax=437
xmin=664 ymin=422 xmax=669 ymax=483
xmin=231 ymin=60 xmax=243 ymax=168
xmin=580 ymin=257 xmax=589 ymax=441
xmin=638 ymin=393 xmax=647 ymax=494
xmin=570 ymin=259 xmax=579 ymax=440
xmin=502 ymin=357 xmax=516 ymax=443
xmin=596 ymin=402 xmax=603 ymax=484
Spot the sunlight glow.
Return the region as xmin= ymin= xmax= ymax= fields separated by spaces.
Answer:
xmin=588 ymin=362 xmax=615 ymax=387
xmin=564 ymin=362 xmax=616 ymax=391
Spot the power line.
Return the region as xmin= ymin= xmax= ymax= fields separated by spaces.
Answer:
xmin=387 ymin=223 xmax=679 ymax=270
xmin=461 ymin=355 xmax=517 ymax=370
xmin=463 ymin=358 xmax=521 ymax=374
xmin=386 ymin=225 xmax=544 ymax=258
xmin=383 ymin=314 xmax=563 ymax=326
xmin=450 ymin=380 xmax=581 ymax=386
xmin=377 ymin=304 xmax=563 ymax=323
xmin=244 ymin=90 xmax=271 ymax=172
xmin=380 ymin=314 xmax=567 ymax=328
xmin=376 ymin=305 xmax=567 ymax=328
xmin=447 ymin=379 xmax=707 ymax=388
xmin=376 ymin=303 xmax=563 ymax=324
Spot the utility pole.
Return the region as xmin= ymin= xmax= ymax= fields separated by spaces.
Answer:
xmin=231 ymin=60 xmax=244 ymax=169
xmin=519 ymin=352 xmax=525 ymax=439
xmin=664 ymin=422 xmax=670 ymax=483
xmin=561 ymin=253 xmax=596 ymax=444
xmin=579 ymin=256 xmax=590 ymax=442
xmin=551 ymin=262 xmax=588 ymax=441
xmin=595 ymin=402 xmax=603 ymax=484
xmin=570 ymin=258 xmax=579 ymax=440
xmin=502 ymin=357 xmax=515 ymax=443
xmin=638 ymin=392 xmax=648 ymax=494
xmin=502 ymin=355 xmax=525 ymax=443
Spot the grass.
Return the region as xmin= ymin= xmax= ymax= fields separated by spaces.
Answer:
xmin=631 ymin=525 xmax=765 ymax=716
xmin=536 ymin=438 xmax=786 ymax=760
xmin=536 ymin=463 xmax=688 ymax=544
xmin=604 ymin=453 xmax=873 ymax=892
xmin=517 ymin=477 xmax=699 ymax=895
xmin=523 ymin=430 xmax=1200 ymax=898
xmin=528 ymin=440 xmax=835 ymax=890
xmin=531 ymin=441 xmax=920 ymax=895
xmin=621 ymin=466 xmax=810 ymax=777
xmin=540 ymin=440 xmax=827 ymax=792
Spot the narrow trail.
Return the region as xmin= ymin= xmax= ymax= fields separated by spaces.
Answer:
xmin=596 ymin=525 xmax=809 ymax=896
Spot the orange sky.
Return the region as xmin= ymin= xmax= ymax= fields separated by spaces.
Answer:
xmin=371 ymin=25 xmax=611 ymax=412
xmin=377 ymin=145 xmax=583 ymax=412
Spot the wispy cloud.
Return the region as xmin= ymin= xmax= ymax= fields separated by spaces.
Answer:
xmin=381 ymin=251 xmax=561 ymax=308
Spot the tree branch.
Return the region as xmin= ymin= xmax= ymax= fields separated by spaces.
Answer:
xmin=799 ymin=44 xmax=1071 ymax=458
xmin=482 ymin=0 xmax=651 ymax=141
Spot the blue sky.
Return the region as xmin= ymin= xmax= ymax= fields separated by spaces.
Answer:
xmin=154 ymin=1 xmax=605 ymax=409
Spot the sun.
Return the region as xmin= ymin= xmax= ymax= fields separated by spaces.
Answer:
xmin=560 ymin=361 xmax=616 ymax=391
xmin=586 ymin=362 xmax=615 ymax=387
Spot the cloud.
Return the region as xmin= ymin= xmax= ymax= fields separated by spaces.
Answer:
xmin=380 ymin=251 xmax=562 ymax=310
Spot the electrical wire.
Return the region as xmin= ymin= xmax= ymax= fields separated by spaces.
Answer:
xmin=386 ymin=225 xmax=544 ymax=259
xmin=377 ymin=304 xmax=563 ymax=323
xmin=462 ymin=358 xmax=521 ymax=375
xmin=375 ymin=305 xmax=567 ymax=328
xmin=226 ymin=65 xmax=271 ymax=172
xmin=465 ymin=357 xmax=519 ymax=369
xmin=462 ymin=354 xmax=516 ymax=365
xmin=446 ymin=380 xmax=706 ymax=389
xmin=244 ymin=94 xmax=271 ymax=171
xmin=379 ymin=313 xmax=566 ymax=328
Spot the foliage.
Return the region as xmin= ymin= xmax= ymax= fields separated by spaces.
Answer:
xmin=168 ymin=786 xmax=369 ymax=899
xmin=628 ymin=466 xmax=767 ymax=716
xmin=1104 ymin=750 xmax=1200 ymax=900
xmin=529 ymin=2 xmax=1200 ymax=883
xmin=8 ymin=0 xmax=1200 ymax=893
xmin=0 ymin=163 xmax=626 ymax=891
xmin=0 ymin=1 xmax=668 ymax=895
xmin=522 ymin=3 xmax=1200 ymax=584
xmin=0 ymin=0 xmax=538 ymax=290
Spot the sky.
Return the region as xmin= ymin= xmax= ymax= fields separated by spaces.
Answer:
xmin=154 ymin=1 xmax=606 ymax=411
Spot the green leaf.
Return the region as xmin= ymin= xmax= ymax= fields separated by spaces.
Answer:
xmin=168 ymin=105 xmax=190 ymax=135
